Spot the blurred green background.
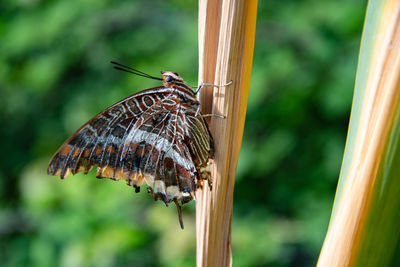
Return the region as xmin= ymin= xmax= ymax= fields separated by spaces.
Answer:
xmin=0 ymin=0 xmax=366 ymax=266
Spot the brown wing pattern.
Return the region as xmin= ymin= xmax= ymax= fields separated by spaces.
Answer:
xmin=48 ymin=87 xmax=212 ymax=208
xmin=185 ymin=115 xmax=214 ymax=185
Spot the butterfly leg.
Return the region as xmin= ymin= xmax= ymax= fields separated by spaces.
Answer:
xmin=194 ymin=80 xmax=233 ymax=95
xmin=194 ymin=105 xmax=226 ymax=119
xmin=194 ymin=81 xmax=232 ymax=116
xmin=201 ymin=114 xmax=226 ymax=119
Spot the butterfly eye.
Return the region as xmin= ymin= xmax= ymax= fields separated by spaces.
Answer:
xmin=165 ymin=75 xmax=173 ymax=83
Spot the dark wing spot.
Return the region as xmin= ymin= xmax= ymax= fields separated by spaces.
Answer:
xmin=68 ymin=134 xmax=85 ymax=146
xmin=111 ymin=125 xmax=126 ymax=139
xmin=164 ymin=157 xmax=174 ymax=171
xmin=108 ymin=105 xmax=123 ymax=116
xmin=143 ymin=95 xmax=155 ymax=107
xmin=127 ymin=99 xmax=142 ymax=115
xmin=91 ymin=117 xmax=109 ymax=135
xmin=152 ymin=112 xmax=169 ymax=125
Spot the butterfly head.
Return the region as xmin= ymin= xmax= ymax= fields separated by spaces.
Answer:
xmin=161 ymin=71 xmax=191 ymax=89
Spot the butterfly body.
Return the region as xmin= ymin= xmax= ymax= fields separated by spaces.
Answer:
xmin=48 ymin=70 xmax=214 ymax=227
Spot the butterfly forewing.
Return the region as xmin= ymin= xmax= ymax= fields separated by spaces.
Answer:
xmin=48 ymin=77 xmax=213 ymax=217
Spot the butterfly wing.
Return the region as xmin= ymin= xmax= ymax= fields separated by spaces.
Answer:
xmin=47 ymin=87 xmax=164 ymax=179
xmin=119 ymin=102 xmax=199 ymax=202
xmin=48 ymin=87 xmax=208 ymax=205
xmin=185 ymin=114 xmax=214 ymax=186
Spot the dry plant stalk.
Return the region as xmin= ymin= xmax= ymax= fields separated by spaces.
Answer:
xmin=318 ymin=1 xmax=400 ymax=266
xmin=196 ymin=0 xmax=257 ymax=266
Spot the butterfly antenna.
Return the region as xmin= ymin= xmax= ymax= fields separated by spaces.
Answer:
xmin=111 ymin=61 xmax=152 ymax=77
xmin=111 ymin=61 xmax=163 ymax=81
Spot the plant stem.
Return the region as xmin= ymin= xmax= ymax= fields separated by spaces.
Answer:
xmin=196 ymin=1 xmax=257 ymax=266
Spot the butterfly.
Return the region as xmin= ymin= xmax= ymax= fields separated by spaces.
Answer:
xmin=48 ymin=62 xmax=218 ymax=229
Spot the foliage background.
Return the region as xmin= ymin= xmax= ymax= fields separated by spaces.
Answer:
xmin=0 ymin=0 xmax=366 ymax=266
